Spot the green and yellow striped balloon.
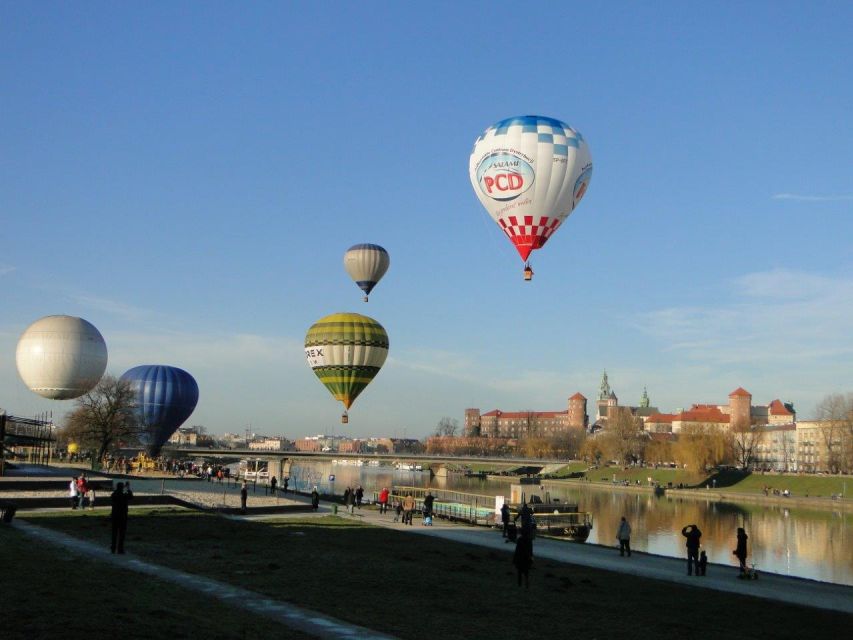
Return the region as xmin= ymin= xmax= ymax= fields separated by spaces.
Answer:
xmin=304 ymin=312 xmax=389 ymax=414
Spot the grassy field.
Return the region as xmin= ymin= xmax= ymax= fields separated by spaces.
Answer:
xmin=14 ymin=508 xmax=852 ymax=639
xmin=0 ymin=522 xmax=312 ymax=640
xmin=568 ymin=465 xmax=851 ymax=497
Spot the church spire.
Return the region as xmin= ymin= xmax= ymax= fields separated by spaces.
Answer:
xmin=640 ymin=386 xmax=650 ymax=408
xmin=598 ymin=370 xmax=611 ymax=400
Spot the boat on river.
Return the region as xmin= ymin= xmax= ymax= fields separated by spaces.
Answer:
xmin=386 ymin=484 xmax=593 ymax=543
xmin=506 ymin=485 xmax=593 ymax=542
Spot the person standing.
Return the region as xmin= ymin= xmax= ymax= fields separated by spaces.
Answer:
xmin=698 ymin=550 xmax=708 ymax=576
xmin=617 ymin=516 xmax=632 ymax=557
xmin=500 ymin=503 xmax=511 ymax=538
xmin=270 ymin=475 xmax=278 ymax=494
xmin=77 ymin=475 xmax=87 ymax=509
xmin=69 ymin=477 xmax=79 ymax=510
xmin=240 ymin=480 xmax=248 ymax=514
xmin=733 ymin=527 xmax=748 ymax=575
xmin=311 ymin=486 xmax=320 ymax=511
xmin=283 ymin=477 xmax=289 ymax=494
xmin=355 ymin=485 xmax=364 ymax=509
xmin=681 ymin=524 xmax=702 ymax=576
xmin=515 ymin=502 xmax=535 ymax=539
xmin=402 ymin=493 xmax=416 ymax=525
xmin=512 ymin=532 xmax=533 ymax=588
xmin=423 ymin=491 xmax=435 ymax=519
xmin=110 ymin=481 xmax=133 ymax=554
xmin=378 ymin=487 xmax=390 ymax=514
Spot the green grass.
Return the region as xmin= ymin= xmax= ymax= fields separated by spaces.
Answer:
xmin=710 ymin=471 xmax=850 ymax=497
xmin=0 ymin=521 xmax=312 ymax=640
xmin=569 ymin=466 xmax=851 ymax=497
xmin=17 ymin=508 xmax=852 ymax=639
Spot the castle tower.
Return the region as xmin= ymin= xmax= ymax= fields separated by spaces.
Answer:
xmin=596 ymin=370 xmax=614 ymax=421
xmin=567 ymin=392 xmax=588 ymax=429
xmin=729 ymin=387 xmax=752 ymax=430
xmin=640 ymin=387 xmax=650 ymax=408
xmin=464 ymin=408 xmax=481 ymax=437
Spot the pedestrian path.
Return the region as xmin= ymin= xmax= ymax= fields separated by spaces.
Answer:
xmin=333 ymin=503 xmax=853 ymax=615
xmin=11 ymin=519 xmax=397 ymax=640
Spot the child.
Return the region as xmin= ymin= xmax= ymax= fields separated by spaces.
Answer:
xmin=393 ymin=500 xmax=402 ymax=523
xmin=697 ymin=550 xmax=708 ymax=576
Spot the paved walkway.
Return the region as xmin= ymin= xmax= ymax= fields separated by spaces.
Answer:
xmin=298 ymin=501 xmax=853 ymax=615
xmin=11 ymin=518 xmax=397 ymax=640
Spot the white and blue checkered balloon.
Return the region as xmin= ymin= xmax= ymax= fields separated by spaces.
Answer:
xmin=469 ymin=115 xmax=592 ymax=267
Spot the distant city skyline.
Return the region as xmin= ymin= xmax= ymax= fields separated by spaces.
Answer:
xmin=2 ymin=3 xmax=851 ymax=437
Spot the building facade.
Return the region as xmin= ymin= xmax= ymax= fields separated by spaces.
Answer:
xmin=465 ymin=393 xmax=587 ymax=439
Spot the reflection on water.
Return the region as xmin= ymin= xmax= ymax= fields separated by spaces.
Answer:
xmin=288 ymin=461 xmax=853 ymax=586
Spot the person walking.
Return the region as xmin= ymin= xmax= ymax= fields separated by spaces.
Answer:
xmin=500 ymin=502 xmax=511 ymax=538
xmin=355 ymin=485 xmax=364 ymax=509
xmin=402 ymin=493 xmax=416 ymax=525
xmin=311 ymin=486 xmax=320 ymax=511
xmin=68 ymin=477 xmax=79 ymax=510
xmin=512 ymin=532 xmax=533 ymax=588
xmin=240 ymin=480 xmax=248 ymax=514
xmin=283 ymin=476 xmax=289 ymax=494
xmin=378 ymin=487 xmax=390 ymax=514
xmin=110 ymin=481 xmax=133 ymax=554
xmin=733 ymin=527 xmax=748 ymax=576
xmin=681 ymin=524 xmax=702 ymax=576
xmin=345 ymin=487 xmax=356 ymax=514
xmin=393 ymin=498 xmax=402 ymax=522
xmin=617 ymin=516 xmax=632 ymax=557
xmin=270 ymin=475 xmax=278 ymax=494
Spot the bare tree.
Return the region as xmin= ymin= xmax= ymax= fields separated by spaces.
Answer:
xmin=814 ymin=393 xmax=853 ymax=473
xmin=730 ymin=423 xmax=765 ymax=470
xmin=62 ymin=375 xmax=142 ymax=465
xmin=434 ymin=417 xmax=459 ymax=437
xmin=603 ymin=408 xmax=643 ymax=464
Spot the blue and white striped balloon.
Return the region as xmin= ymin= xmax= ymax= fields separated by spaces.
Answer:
xmin=343 ymin=243 xmax=390 ymax=302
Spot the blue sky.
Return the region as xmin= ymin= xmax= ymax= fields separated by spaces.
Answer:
xmin=2 ymin=2 xmax=851 ymax=438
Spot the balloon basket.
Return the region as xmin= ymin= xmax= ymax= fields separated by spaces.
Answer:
xmin=341 ymin=412 xmax=349 ymax=424
xmin=523 ymin=265 xmax=534 ymax=281
xmin=363 ymin=295 xmax=369 ymax=302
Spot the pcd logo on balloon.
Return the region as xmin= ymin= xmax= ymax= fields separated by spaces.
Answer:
xmin=476 ymin=153 xmax=534 ymax=202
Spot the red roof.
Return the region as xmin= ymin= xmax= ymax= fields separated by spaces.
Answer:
xmin=729 ymin=387 xmax=751 ymax=398
xmin=677 ymin=406 xmax=730 ymax=423
xmin=768 ymin=399 xmax=793 ymax=416
xmin=646 ymin=413 xmax=676 ymax=423
xmin=570 ymin=392 xmax=586 ymax=400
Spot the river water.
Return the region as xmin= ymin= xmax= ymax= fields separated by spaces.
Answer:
xmin=284 ymin=460 xmax=853 ymax=587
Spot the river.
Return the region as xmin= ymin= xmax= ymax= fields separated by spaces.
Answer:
xmin=284 ymin=460 xmax=853 ymax=587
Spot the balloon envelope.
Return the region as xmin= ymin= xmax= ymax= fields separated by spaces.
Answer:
xmin=343 ymin=244 xmax=390 ymax=301
xmin=469 ymin=115 xmax=592 ymax=262
xmin=15 ymin=315 xmax=108 ymax=400
xmin=120 ymin=365 xmax=199 ymax=455
xmin=304 ymin=313 xmax=389 ymax=412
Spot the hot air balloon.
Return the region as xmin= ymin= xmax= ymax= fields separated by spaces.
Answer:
xmin=304 ymin=312 xmax=389 ymax=423
xmin=15 ymin=315 xmax=108 ymax=399
xmin=120 ymin=365 xmax=199 ymax=456
xmin=469 ymin=115 xmax=592 ymax=280
xmin=343 ymin=243 xmax=390 ymax=302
